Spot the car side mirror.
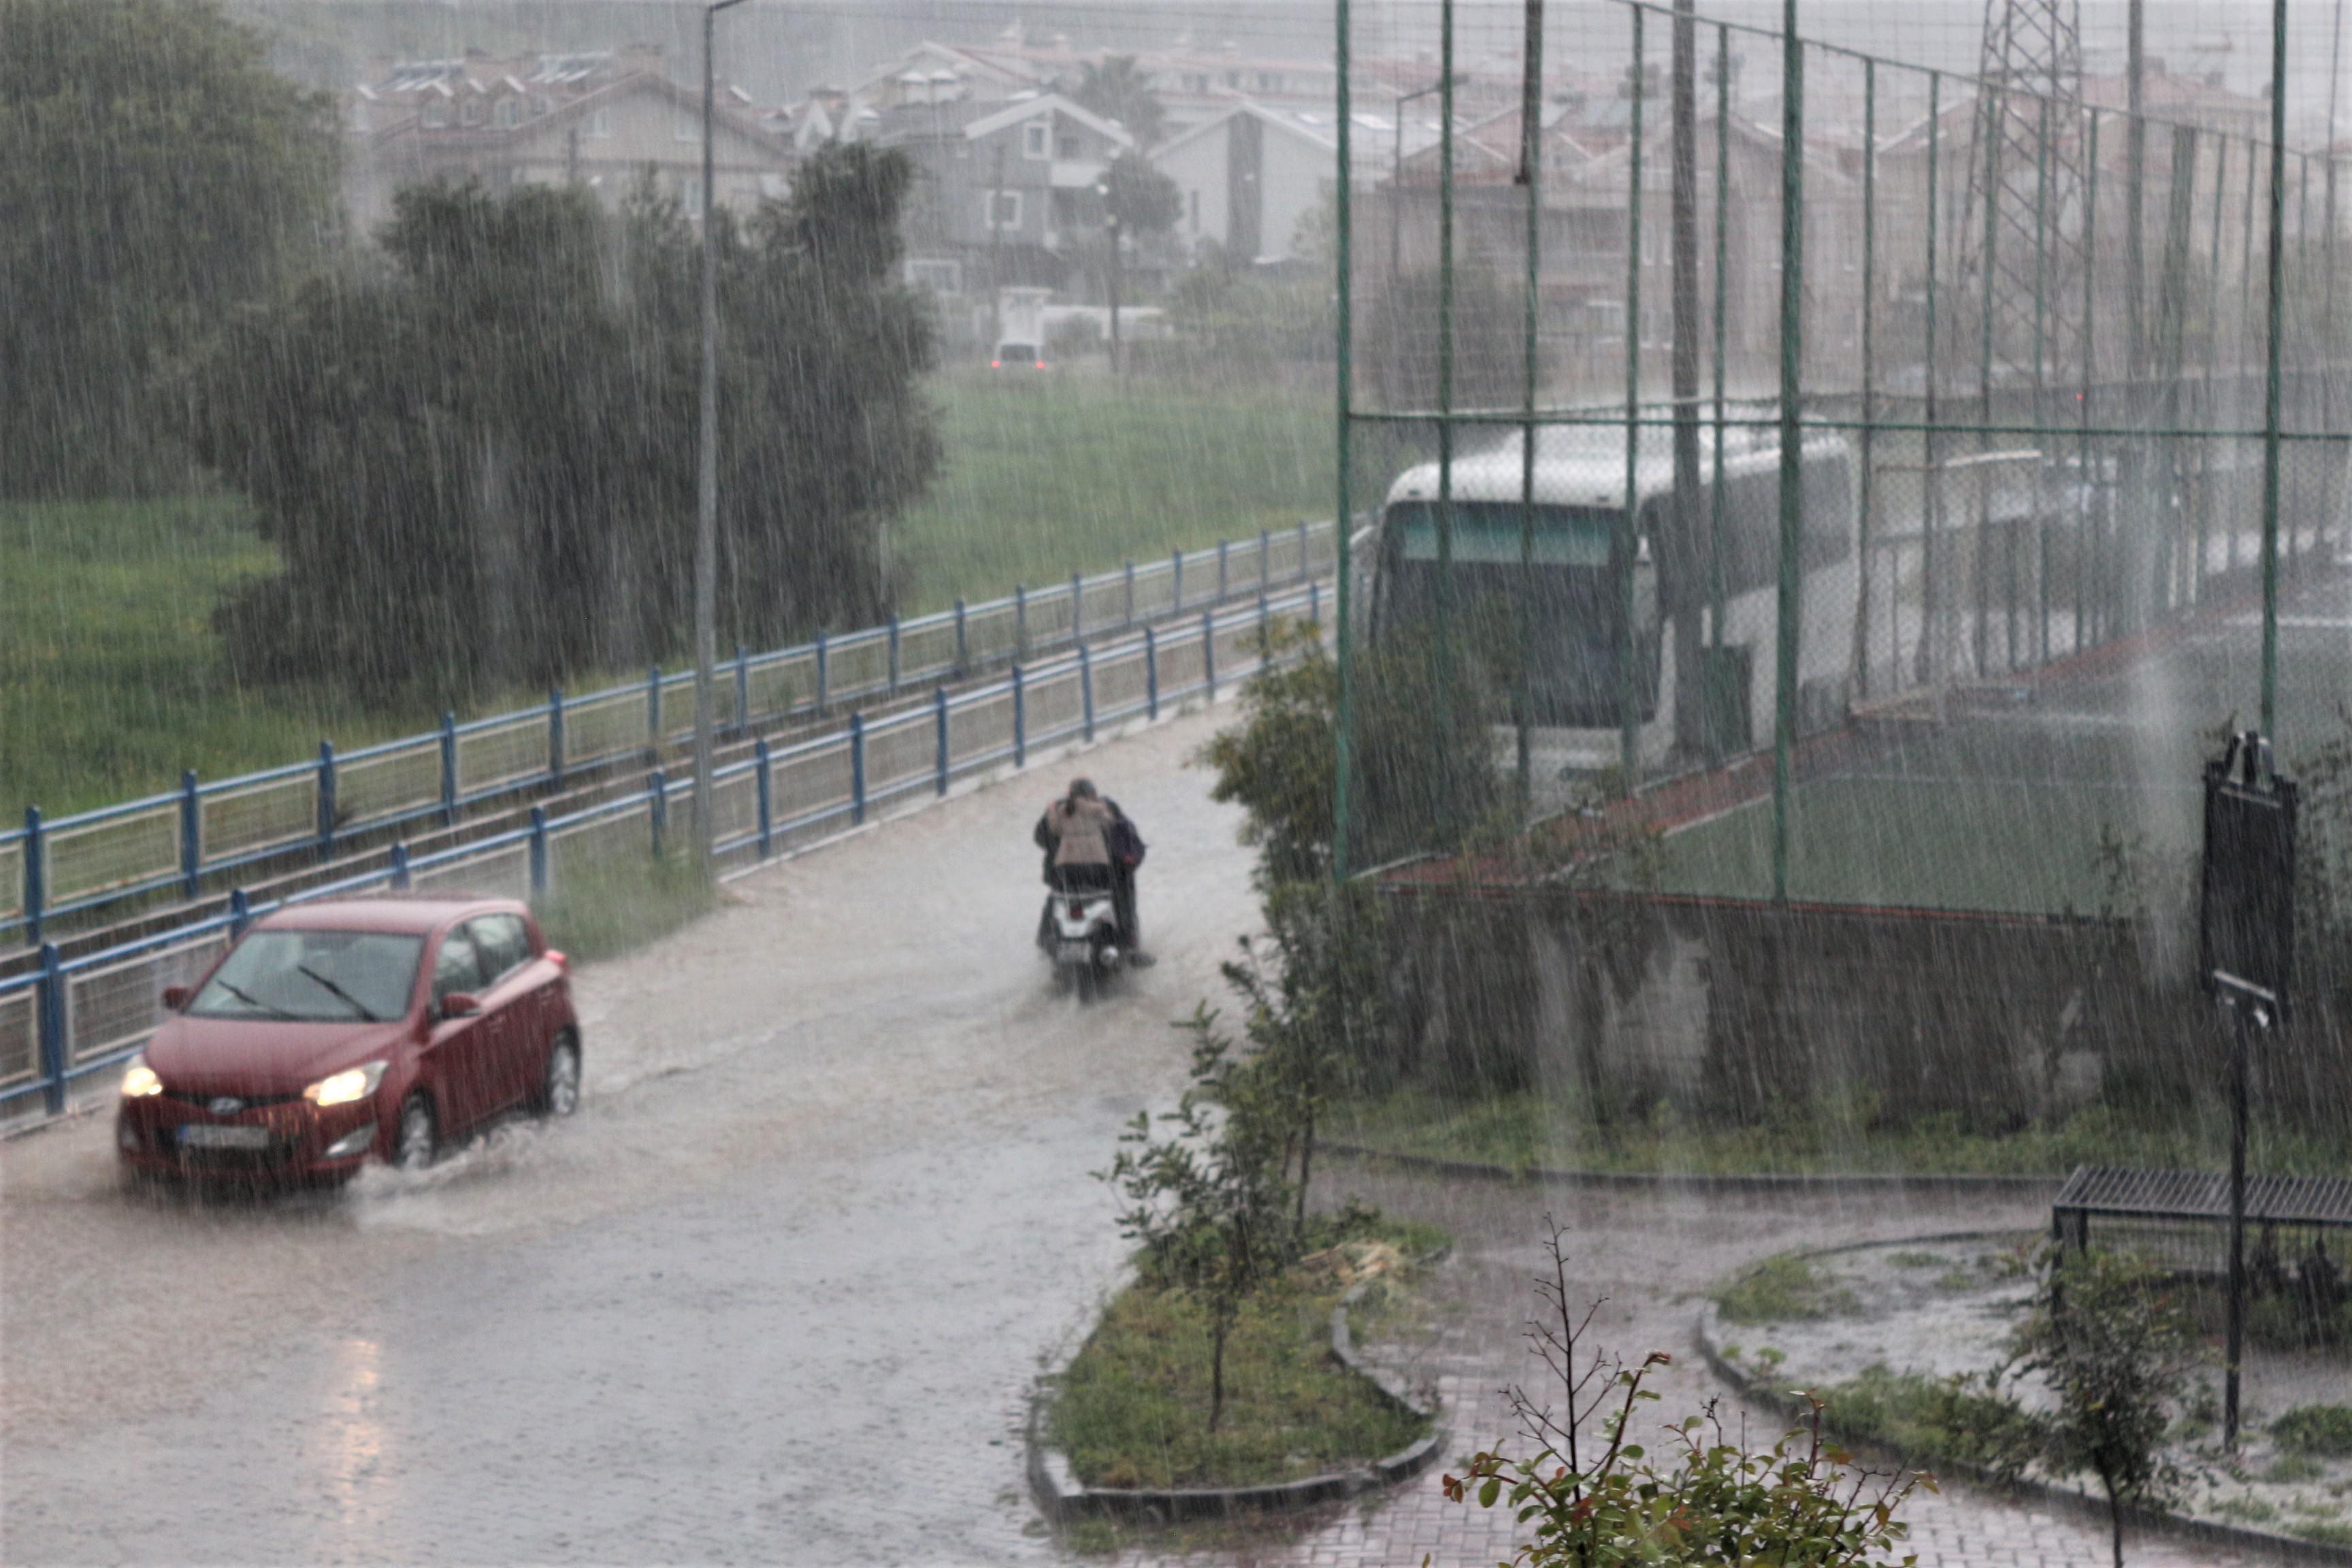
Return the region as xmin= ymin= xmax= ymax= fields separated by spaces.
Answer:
xmin=162 ymin=985 xmax=192 ymax=1011
xmin=438 ymin=992 xmax=481 ymax=1021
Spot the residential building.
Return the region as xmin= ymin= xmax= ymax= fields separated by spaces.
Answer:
xmin=1152 ymin=101 xmax=1392 ymax=264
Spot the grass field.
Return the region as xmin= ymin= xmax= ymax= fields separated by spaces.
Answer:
xmin=3 ymin=372 xmax=1335 ymax=820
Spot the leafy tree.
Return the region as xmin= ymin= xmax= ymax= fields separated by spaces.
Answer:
xmin=1101 ymin=149 xmax=1181 ymax=240
xmin=2010 ymin=1247 xmax=2200 ymax=1568
xmin=0 ymin=0 xmax=339 ymax=497
xmin=183 ymin=146 xmax=938 ymax=695
xmin=1448 ymin=1226 xmax=1930 ymax=1565
xmin=1069 ymin=55 xmax=1166 ymax=148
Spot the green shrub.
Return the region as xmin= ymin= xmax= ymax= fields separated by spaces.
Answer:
xmin=2274 ymin=1405 xmax=2352 ymax=1458
xmin=1816 ymin=1362 xmax=2040 ymax=1486
xmin=1712 ymin=1254 xmax=1859 ymax=1324
xmin=534 ymin=851 xmax=717 ymax=964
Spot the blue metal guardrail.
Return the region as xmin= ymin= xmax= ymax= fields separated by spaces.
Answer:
xmin=0 ymin=584 xmax=1326 ymax=1119
xmin=1 ymin=521 xmax=1334 ymax=948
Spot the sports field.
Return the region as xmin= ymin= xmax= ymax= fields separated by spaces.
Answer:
xmin=1651 ymin=564 xmax=2352 ymax=915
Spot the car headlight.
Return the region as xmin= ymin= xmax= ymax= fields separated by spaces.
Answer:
xmin=120 ymin=1058 xmax=163 ymax=1098
xmin=304 ymin=1060 xmax=388 ymax=1108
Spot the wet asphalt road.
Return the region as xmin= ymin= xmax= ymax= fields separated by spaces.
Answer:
xmin=3 ymin=710 xmax=1253 ymax=1565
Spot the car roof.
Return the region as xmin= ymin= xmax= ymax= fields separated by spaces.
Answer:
xmin=252 ymin=894 xmax=525 ymax=935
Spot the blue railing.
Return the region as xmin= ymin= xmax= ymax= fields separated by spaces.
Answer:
xmin=0 ymin=583 xmax=1326 ymax=1120
xmin=2 ymin=521 xmax=1333 ymax=947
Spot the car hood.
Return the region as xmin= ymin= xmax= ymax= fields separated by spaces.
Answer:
xmin=144 ymin=1015 xmax=413 ymax=1096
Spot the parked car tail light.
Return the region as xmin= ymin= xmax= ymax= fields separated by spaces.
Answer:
xmin=990 ymin=359 xmax=1002 ymax=369
xmin=1068 ymin=900 xmax=1085 ymax=920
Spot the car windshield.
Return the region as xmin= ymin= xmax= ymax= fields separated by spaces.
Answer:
xmin=189 ymin=929 xmax=425 ymax=1023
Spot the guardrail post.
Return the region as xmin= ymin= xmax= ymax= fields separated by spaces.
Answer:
xmin=1145 ymin=627 xmax=1160 ymax=720
xmin=438 ymin=712 xmax=459 ymax=828
xmin=755 ymin=739 xmax=774 ymax=859
xmin=646 ymin=666 xmax=662 ymax=755
xmin=1260 ymin=527 xmax=1271 ymax=591
xmin=1258 ymin=591 xmax=1270 ymax=650
xmin=735 ymin=644 xmax=750 ymax=734
xmin=229 ymin=887 xmax=251 ymax=937
xmin=849 ymin=713 xmax=868 ymax=826
xmin=649 ymin=768 xmax=668 ymax=858
xmin=1172 ymin=547 xmax=1185 ymax=610
xmin=179 ymin=772 xmax=201 ymax=900
xmin=20 ymin=808 xmax=40 ymax=946
xmin=1079 ymin=643 xmax=1096 ymax=742
xmin=1298 ymin=517 xmax=1311 ymax=580
xmin=528 ymin=806 xmax=548 ymax=897
xmin=1012 ymin=664 xmax=1027 ymax=768
xmin=1218 ymin=538 xmax=1229 ymax=600
xmin=815 ymin=632 xmax=829 ymax=713
xmin=1310 ymin=579 xmax=1322 ymax=628
xmin=1015 ymin=585 xmax=1028 ymax=658
xmin=37 ymin=942 xmax=65 ymax=1116
xmin=953 ymin=598 xmax=968 ymax=674
xmin=389 ymin=843 xmax=410 ymax=891
xmin=934 ymin=687 xmax=951 ymax=796
xmin=1070 ymin=571 xmax=1084 ymax=646
xmin=316 ymin=741 xmax=338 ymax=860
xmin=1201 ymin=609 xmax=1217 ymax=700
xmin=887 ymin=617 xmax=901 ymax=693
xmin=1124 ymin=561 xmax=1137 ymax=627
xmin=549 ymin=687 xmax=566 ymax=786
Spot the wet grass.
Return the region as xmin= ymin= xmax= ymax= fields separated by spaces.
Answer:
xmin=1331 ymin=1088 xmax=2352 ymax=1178
xmin=1712 ymin=1254 xmax=1858 ymax=1323
xmin=894 ymin=371 xmax=1332 ymax=614
xmin=1047 ymin=1231 xmax=1435 ymax=1493
xmin=532 ymin=851 xmax=718 ymax=965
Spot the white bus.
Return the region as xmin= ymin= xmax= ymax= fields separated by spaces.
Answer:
xmin=1364 ymin=423 xmax=1858 ymax=776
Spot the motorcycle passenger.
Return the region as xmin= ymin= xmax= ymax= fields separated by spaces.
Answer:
xmin=1035 ymin=779 xmax=1152 ymax=964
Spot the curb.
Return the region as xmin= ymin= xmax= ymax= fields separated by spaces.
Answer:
xmin=1322 ymin=1143 xmax=2065 ymax=1196
xmin=1027 ymin=1275 xmax=1448 ymax=1526
xmin=1693 ymin=1231 xmax=2352 ymax=1567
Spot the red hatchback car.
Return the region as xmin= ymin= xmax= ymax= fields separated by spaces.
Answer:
xmin=116 ymin=894 xmax=581 ymax=1183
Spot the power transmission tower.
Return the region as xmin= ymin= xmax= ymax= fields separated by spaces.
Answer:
xmin=1957 ymin=0 xmax=2089 ymax=392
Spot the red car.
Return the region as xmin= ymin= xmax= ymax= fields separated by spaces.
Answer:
xmin=116 ymin=894 xmax=581 ymax=1183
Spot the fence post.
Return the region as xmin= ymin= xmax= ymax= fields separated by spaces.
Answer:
xmin=1145 ymin=627 xmax=1160 ymax=719
xmin=229 ymin=887 xmax=251 ymax=936
xmin=755 ymin=739 xmax=773 ymax=859
xmin=1201 ymin=608 xmax=1218 ymax=700
xmin=646 ymin=666 xmax=662 ymax=755
xmin=815 ymin=632 xmax=829 ymax=712
xmin=934 ymin=686 xmax=951 ymax=796
xmin=438 ymin=712 xmax=459 ymax=828
xmin=316 ymin=741 xmax=338 ymax=861
xmin=849 ymin=713 xmax=868 ymax=826
xmin=528 ymin=806 xmax=548 ymax=898
xmin=1218 ymin=538 xmax=1230 ymax=600
xmin=1071 ymin=571 xmax=1085 ymax=646
xmin=1124 ymin=561 xmax=1137 ymax=627
xmin=1258 ymin=591 xmax=1270 ymax=654
xmin=887 ymin=617 xmax=902 ymax=693
xmin=37 ymin=942 xmax=65 ymax=1116
xmin=953 ymin=598 xmax=969 ymax=674
xmin=1012 ymin=664 xmax=1027 ymax=768
xmin=649 ymin=768 xmax=668 ymax=858
xmin=1298 ymin=517 xmax=1311 ymax=580
xmin=388 ymin=844 xmax=410 ymax=892
xmin=549 ymin=687 xmax=566 ymax=787
xmin=22 ymin=807 xmax=42 ymax=947
xmin=1310 ymin=579 xmax=1322 ymax=629
xmin=735 ymin=645 xmax=750 ymax=734
xmin=1172 ymin=547 xmax=1185 ymax=610
xmin=1015 ymin=584 xmax=1028 ymax=657
xmin=1260 ymin=527 xmax=1271 ymax=591
xmin=1079 ymin=643 xmax=1096 ymax=742
xmin=179 ymin=771 xmax=201 ymax=900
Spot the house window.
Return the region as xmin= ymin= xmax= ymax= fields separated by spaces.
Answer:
xmin=985 ymin=190 xmax=1023 ymax=229
xmin=1057 ymin=134 xmax=1079 ymax=159
xmin=1023 ymin=122 xmax=1048 ymax=159
xmin=494 ymin=98 xmax=521 ymax=129
xmin=675 ymin=110 xmax=699 ymax=142
xmin=422 ymin=99 xmax=449 ymax=129
xmin=1257 ymin=72 xmax=1282 ymax=92
xmin=459 ymin=97 xmax=483 ymax=127
xmin=679 ymin=174 xmax=703 ymax=211
xmin=585 ymin=108 xmax=613 ymax=139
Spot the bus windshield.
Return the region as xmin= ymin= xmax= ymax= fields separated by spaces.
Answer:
xmin=1388 ymin=502 xmax=1616 ymax=568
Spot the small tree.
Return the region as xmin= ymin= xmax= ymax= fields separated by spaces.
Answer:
xmin=2011 ymin=1246 xmax=2200 ymax=1568
xmin=1100 ymin=149 xmax=1181 ymax=240
xmin=1069 ymin=55 xmax=1166 ymax=148
xmin=1448 ymin=1225 xmax=1929 ymax=1565
xmin=1098 ymin=1011 xmax=1297 ymax=1432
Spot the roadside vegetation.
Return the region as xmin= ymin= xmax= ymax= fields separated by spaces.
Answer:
xmin=532 ymin=851 xmax=719 ymax=966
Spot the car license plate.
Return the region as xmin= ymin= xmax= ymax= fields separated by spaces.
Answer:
xmin=178 ymin=1124 xmax=271 ymax=1151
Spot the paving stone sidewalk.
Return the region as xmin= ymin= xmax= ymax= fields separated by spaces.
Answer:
xmin=1113 ymin=1166 xmax=2289 ymax=1568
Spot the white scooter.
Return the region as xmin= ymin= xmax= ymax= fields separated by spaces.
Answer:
xmin=1037 ymin=875 xmax=1123 ymax=996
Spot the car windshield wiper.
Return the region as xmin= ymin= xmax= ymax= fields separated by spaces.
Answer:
xmin=294 ymin=964 xmax=382 ymax=1022
xmin=210 ymin=979 xmax=297 ymax=1020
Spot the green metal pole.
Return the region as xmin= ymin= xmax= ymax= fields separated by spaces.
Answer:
xmin=2261 ymin=0 xmax=2286 ymax=739
xmin=2200 ymin=132 xmax=2227 ymax=605
xmin=2292 ymin=151 xmax=2310 ymax=570
xmin=1977 ymin=85 xmax=2002 ymax=679
xmin=1770 ymin=0 xmax=1803 ymax=906
xmin=1332 ymin=0 xmax=1355 ymax=885
xmin=2032 ymin=95 xmax=2051 ymax=666
xmin=1517 ymin=0 xmax=1544 ymax=806
xmin=1916 ymin=71 xmax=1942 ymax=688
xmin=2237 ymin=135 xmax=2259 ymax=576
xmin=1620 ymin=6 xmax=1646 ymax=788
xmin=1709 ymin=22 xmax=1730 ymax=725
xmin=2079 ymin=111 xmax=2100 ymax=651
xmin=1437 ymin=0 xmax=1457 ymax=674
xmin=1853 ymin=59 xmax=1878 ymax=699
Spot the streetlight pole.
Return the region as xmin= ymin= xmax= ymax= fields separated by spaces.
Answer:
xmin=696 ymin=0 xmax=749 ymax=872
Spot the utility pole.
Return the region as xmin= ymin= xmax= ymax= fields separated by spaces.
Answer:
xmin=988 ymin=142 xmax=1007 ymax=353
xmin=696 ymin=0 xmax=749 ymax=872
xmin=1671 ymin=0 xmax=1703 ymax=759
xmin=1108 ymin=211 xmax=1123 ymax=374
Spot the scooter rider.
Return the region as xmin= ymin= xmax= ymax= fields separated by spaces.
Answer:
xmin=1034 ymin=779 xmax=1152 ymax=964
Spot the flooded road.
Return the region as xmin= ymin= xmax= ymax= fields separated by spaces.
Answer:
xmin=3 ymin=710 xmax=1254 ymax=1565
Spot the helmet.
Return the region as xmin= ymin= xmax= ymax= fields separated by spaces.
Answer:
xmin=1069 ymin=778 xmax=1098 ymax=800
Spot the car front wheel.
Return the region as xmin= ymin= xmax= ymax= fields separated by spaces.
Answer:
xmin=538 ymin=1035 xmax=581 ymax=1118
xmin=395 ymin=1094 xmax=438 ymax=1171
